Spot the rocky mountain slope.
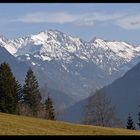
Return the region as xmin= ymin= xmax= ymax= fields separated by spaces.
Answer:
xmin=60 ymin=61 xmax=140 ymax=127
xmin=1 ymin=29 xmax=140 ymax=109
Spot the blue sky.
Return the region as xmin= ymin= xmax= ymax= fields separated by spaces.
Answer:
xmin=1 ymin=3 xmax=140 ymax=45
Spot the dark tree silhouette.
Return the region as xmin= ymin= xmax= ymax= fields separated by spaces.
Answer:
xmin=126 ymin=114 xmax=135 ymax=130
xmin=45 ymin=96 xmax=55 ymax=120
xmin=23 ymin=68 xmax=42 ymax=116
xmin=0 ymin=62 xmax=20 ymax=114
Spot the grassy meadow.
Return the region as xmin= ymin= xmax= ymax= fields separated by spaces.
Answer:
xmin=0 ymin=113 xmax=140 ymax=135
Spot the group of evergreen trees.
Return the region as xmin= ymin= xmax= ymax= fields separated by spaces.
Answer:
xmin=126 ymin=114 xmax=135 ymax=130
xmin=126 ymin=106 xmax=140 ymax=130
xmin=0 ymin=62 xmax=55 ymax=120
xmin=2 ymin=62 xmax=140 ymax=129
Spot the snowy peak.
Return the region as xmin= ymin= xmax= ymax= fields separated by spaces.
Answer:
xmin=0 ymin=36 xmax=18 ymax=55
xmin=30 ymin=32 xmax=49 ymax=45
xmin=1 ymin=30 xmax=140 ymax=101
xmin=91 ymin=38 xmax=139 ymax=60
xmin=0 ymin=35 xmax=9 ymax=47
xmin=0 ymin=35 xmax=8 ymax=43
xmin=6 ymin=30 xmax=85 ymax=62
xmin=1 ymin=29 xmax=140 ymax=75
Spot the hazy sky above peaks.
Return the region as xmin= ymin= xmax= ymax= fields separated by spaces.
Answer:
xmin=1 ymin=3 xmax=140 ymax=45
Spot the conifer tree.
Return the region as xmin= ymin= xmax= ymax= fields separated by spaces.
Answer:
xmin=45 ymin=96 xmax=55 ymax=120
xmin=13 ymin=80 xmax=23 ymax=114
xmin=23 ymin=68 xmax=42 ymax=116
xmin=16 ymin=80 xmax=23 ymax=102
xmin=137 ymin=105 xmax=140 ymax=128
xmin=0 ymin=62 xmax=19 ymax=114
xmin=126 ymin=114 xmax=135 ymax=130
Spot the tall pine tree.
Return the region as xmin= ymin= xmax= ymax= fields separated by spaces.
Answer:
xmin=16 ymin=80 xmax=23 ymax=103
xmin=23 ymin=68 xmax=42 ymax=116
xmin=45 ymin=96 xmax=55 ymax=120
xmin=126 ymin=114 xmax=135 ymax=130
xmin=0 ymin=62 xmax=20 ymax=114
xmin=137 ymin=105 xmax=140 ymax=128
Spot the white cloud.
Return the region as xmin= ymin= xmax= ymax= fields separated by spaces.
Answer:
xmin=16 ymin=11 xmax=140 ymax=30
xmin=115 ymin=15 xmax=140 ymax=30
xmin=17 ymin=12 xmax=80 ymax=24
xmin=17 ymin=11 xmax=126 ymax=26
xmin=75 ymin=12 xmax=125 ymax=26
xmin=86 ymin=12 xmax=125 ymax=21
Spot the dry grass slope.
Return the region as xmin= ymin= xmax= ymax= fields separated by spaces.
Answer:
xmin=0 ymin=112 xmax=140 ymax=135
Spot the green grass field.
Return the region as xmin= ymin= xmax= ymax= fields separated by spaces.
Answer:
xmin=0 ymin=112 xmax=140 ymax=135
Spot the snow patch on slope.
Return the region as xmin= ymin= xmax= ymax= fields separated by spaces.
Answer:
xmin=1 ymin=30 xmax=140 ymax=76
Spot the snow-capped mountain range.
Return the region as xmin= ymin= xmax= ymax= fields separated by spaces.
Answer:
xmin=1 ymin=29 xmax=140 ymax=103
xmin=1 ymin=30 xmax=140 ymax=74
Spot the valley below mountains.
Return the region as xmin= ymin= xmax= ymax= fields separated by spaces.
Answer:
xmin=1 ymin=29 xmax=140 ymax=125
